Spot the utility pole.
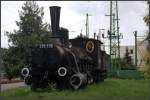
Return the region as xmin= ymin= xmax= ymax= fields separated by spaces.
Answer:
xmin=105 ymin=1 xmax=122 ymax=72
xmin=86 ymin=13 xmax=89 ymax=38
xmin=0 ymin=23 xmax=1 ymax=93
xmin=116 ymin=1 xmax=121 ymax=59
xmin=105 ymin=1 xmax=112 ymax=71
xmin=109 ymin=1 xmax=112 ymax=71
xmin=134 ymin=31 xmax=138 ymax=68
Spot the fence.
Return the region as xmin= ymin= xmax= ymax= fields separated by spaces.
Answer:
xmin=108 ymin=69 xmax=143 ymax=79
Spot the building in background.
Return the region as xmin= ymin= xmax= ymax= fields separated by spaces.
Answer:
xmin=120 ymin=39 xmax=148 ymax=68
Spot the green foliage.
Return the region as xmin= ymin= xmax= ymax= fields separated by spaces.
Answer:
xmin=111 ymin=47 xmax=136 ymax=72
xmin=2 ymin=1 xmax=51 ymax=80
xmin=141 ymin=63 xmax=149 ymax=79
xmin=111 ymin=58 xmax=136 ymax=70
xmin=7 ymin=1 xmax=51 ymax=47
xmin=139 ymin=50 xmax=149 ymax=79
xmin=143 ymin=1 xmax=149 ymax=26
xmin=142 ymin=1 xmax=149 ymax=79
xmin=47 ymin=83 xmax=57 ymax=91
xmin=109 ymin=57 xmax=142 ymax=79
xmin=142 ymin=70 xmax=149 ymax=79
xmin=143 ymin=15 xmax=149 ymax=26
xmin=0 ymin=79 xmax=148 ymax=100
xmin=2 ymin=47 xmax=29 ymax=80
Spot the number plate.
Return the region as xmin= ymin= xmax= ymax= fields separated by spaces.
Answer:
xmin=39 ymin=44 xmax=53 ymax=48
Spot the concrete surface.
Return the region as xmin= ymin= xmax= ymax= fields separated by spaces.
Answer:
xmin=0 ymin=82 xmax=27 ymax=91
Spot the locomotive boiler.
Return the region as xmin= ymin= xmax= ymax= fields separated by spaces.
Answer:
xmin=21 ymin=6 xmax=109 ymax=90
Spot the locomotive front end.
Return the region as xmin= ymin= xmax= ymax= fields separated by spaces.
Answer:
xmin=21 ymin=42 xmax=68 ymax=89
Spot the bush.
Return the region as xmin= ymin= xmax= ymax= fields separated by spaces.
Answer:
xmin=111 ymin=58 xmax=137 ymax=70
xmin=4 ymin=63 xmax=29 ymax=80
xmin=5 ymin=66 xmax=15 ymax=80
xmin=139 ymin=65 xmax=149 ymax=79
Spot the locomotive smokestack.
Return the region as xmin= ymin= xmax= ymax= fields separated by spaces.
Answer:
xmin=50 ymin=6 xmax=61 ymax=36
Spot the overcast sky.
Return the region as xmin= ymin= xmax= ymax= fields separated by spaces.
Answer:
xmin=1 ymin=1 xmax=148 ymax=50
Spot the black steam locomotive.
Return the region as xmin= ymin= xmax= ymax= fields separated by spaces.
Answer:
xmin=21 ymin=6 xmax=110 ymax=90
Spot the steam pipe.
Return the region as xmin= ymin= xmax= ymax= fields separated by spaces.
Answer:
xmin=70 ymin=73 xmax=87 ymax=89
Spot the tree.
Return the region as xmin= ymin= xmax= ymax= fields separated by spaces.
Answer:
xmin=2 ymin=1 xmax=51 ymax=80
xmin=140 ymin=50 xmax=149 ymax=79
xmin=141 ymin=1 xmax=149 ymax=79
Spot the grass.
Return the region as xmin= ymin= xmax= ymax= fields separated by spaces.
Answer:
xmin=0 ymin=78 xmax=148 ymax=100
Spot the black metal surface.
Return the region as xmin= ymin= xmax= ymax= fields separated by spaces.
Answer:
xmin=29 ymin=38 xmax=109 ymax=89
xmin=50 ymin=6 xmax=61 ymax=36
xmin=22 ymin=6 xmax=109 ymax=90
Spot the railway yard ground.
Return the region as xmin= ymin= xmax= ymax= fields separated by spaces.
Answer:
xmin=0 ymin=78 xmax=148 ymax=100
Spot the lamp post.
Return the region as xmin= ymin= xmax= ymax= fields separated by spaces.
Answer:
xmin=134 ymin=31 xmax=138 ymax=68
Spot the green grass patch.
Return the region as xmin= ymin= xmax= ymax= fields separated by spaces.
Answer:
xmin=0 ymin=78 xmax=148 ymax=100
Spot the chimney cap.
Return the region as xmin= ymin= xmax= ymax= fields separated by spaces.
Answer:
xmin=50 ymin=6 xmax=61 ymax=8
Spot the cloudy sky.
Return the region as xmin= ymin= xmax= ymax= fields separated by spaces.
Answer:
xmin=1 ymin=1 xmax=148 ymax=50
